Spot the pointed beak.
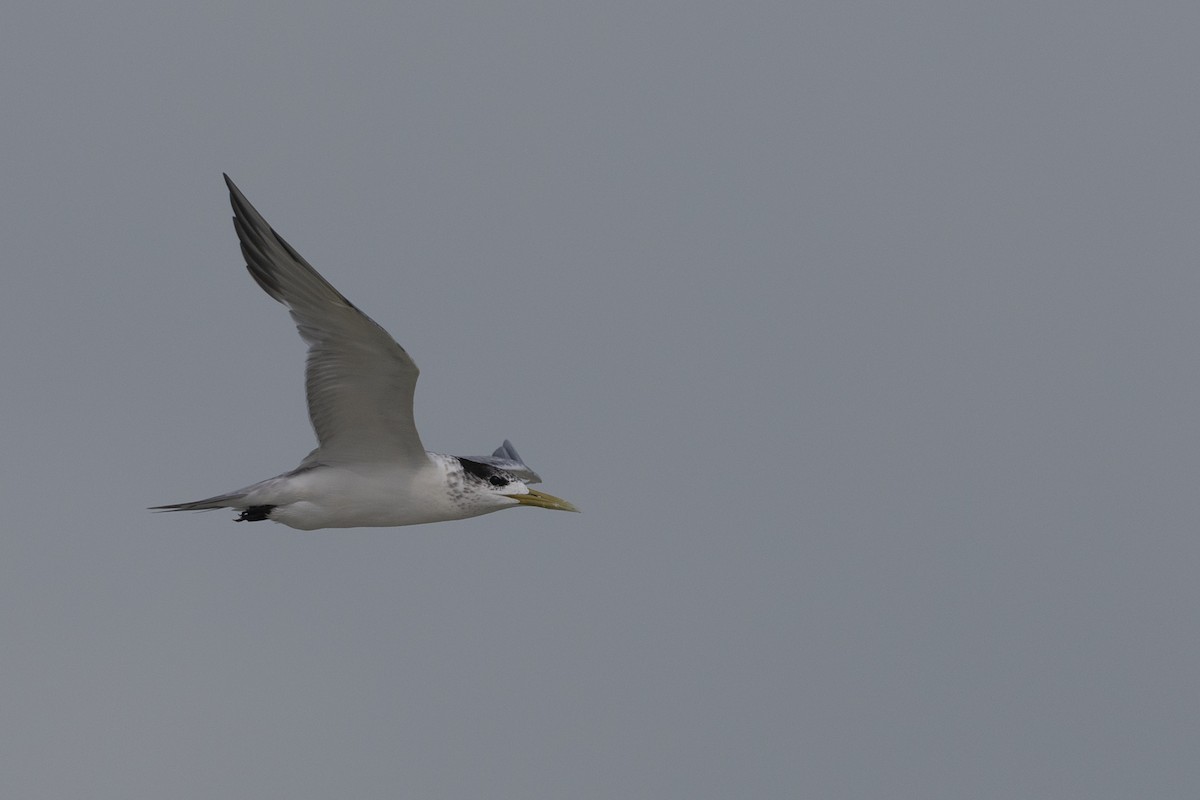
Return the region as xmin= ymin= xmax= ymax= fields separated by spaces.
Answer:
xmin=514 ymin=488 xmax=579 ymax=513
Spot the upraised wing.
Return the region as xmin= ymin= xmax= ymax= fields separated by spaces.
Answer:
xmin=225 ymin=175 xmax=429 ymax=467
xmin=466 ymin=440 xmax=543 ymax=484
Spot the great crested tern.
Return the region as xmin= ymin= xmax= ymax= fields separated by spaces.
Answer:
xmin=153 ymin=176 xmax=577 ymax=530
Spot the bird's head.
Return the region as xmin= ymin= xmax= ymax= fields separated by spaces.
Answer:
xmin=456 ymin=457 xmax=578 ymax=513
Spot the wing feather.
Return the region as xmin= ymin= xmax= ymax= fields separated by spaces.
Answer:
xmin=466 ymin=440 xmax=543 ymax=483
xmin=224 ymin=175 xmax=428 ymax=466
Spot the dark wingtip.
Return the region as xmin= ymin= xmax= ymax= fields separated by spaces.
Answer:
xmin=224 ymin=174 xmax=249 ymax=208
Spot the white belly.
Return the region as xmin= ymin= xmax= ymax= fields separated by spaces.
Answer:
xmin=248 ymin=460 xmax=498 ymax=530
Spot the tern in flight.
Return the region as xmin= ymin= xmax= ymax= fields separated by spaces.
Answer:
xmin=154 ymin=176 xmax=577 ymax=530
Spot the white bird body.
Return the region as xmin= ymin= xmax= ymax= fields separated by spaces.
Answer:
xmin=154 ymin=177 xmax=576 ymax=530
xmin=206 ymin=454 xmax=527 ymax=531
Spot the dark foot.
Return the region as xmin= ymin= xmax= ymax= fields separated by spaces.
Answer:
xmin=236 ymin=505 xmax=275 ymax=522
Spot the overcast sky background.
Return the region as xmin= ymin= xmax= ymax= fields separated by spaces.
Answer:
xmin=2 ymin=2 xmax=1199 ymax=798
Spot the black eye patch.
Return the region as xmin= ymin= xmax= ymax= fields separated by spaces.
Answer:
xmin=459 ymin=457 xmax=509 ymax=487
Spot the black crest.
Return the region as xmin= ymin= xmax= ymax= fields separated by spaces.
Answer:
xmin=458 ymin=457 xmax=509 ymax=487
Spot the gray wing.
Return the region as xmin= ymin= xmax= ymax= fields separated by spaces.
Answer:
xmin=466 ymin=440 xmax=543 ymax=484
xmin=225 ymin=175 xmax=428 ymax=467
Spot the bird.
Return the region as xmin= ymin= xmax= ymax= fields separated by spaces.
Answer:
xmin=152 ymin=176 xmax=577 ymax=530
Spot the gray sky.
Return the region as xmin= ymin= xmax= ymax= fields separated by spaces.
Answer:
xmin=2 ymin=1 xmax=1198 ymax=797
